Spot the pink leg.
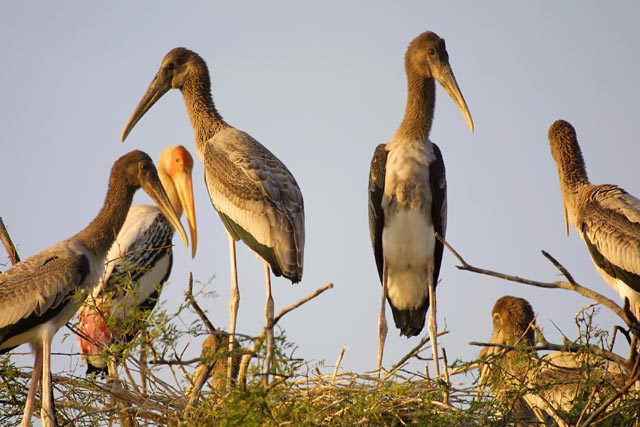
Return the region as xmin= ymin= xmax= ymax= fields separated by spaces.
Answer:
xmin=20 ymin=346 xmax=43 ymax=427
xmin=262 ymin=262 xmax=274 ymax=386
xmin=41 ymin=329 xmax=58 ymax=427
xmin=377 ymin=258 xmax=388 ymax=374
xmin=227 ymin=233 xmax=240 ymax=386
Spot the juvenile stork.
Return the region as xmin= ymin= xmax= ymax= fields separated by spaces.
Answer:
xmin=480 ymin=295 xmax=625 ymax=426
xmin=0 ymin=150 xmax=186 ymax=427
xmin=368 ymin=32 xmax=473 ymax=374
xmin=121 ymin=48 xmax=304 ymax=383
xmin=548 ymin=120 xmax=640 ymax=323
xmin=77 ymin=145 xmax=197 ymax=377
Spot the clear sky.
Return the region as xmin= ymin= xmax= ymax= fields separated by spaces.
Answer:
xmin=1 ymin=1 xmax=639 ymax=381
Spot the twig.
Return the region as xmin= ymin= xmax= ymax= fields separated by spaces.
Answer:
xmin=237 ymin=283 xmax=334 ymax=386
xmin=442 ymin=347 xmax=450 ymax=405
xmin=469 ymin=341 xmax=630 ymax=371
xmin=0 ymin=217 xmax=20 ymax=265
xmin=580 ymin=357 xmax=640 ymax=427
xmin=382 ymin=331 xmax=448 ymax=382
xmin=185 ymin=273 xmax=217 ymax=336
xmin=332 ymin=347 xmax=348 ymax=384
xmin=435 ymin=233 xmax=640 ymax=335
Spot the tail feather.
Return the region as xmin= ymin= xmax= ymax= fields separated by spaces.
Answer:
xmin=389 ymin=298 xmax=429 ymax=337
xmin=86 ymin=362 xmax=108 ymax=378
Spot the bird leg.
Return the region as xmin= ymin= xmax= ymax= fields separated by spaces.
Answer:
xmin=21 ymin=345 xmax=43 ymax=427
xmin=41 ymin=329 xmax=58 ymax=427
xmin=227 ymin=233 xmax=240 ymax=387
xmin=377 ymin=258 xmax=388 ymax=375
xmin=263 ymin=262 xmax=275 ymax=386
xmin=427 ymin=261 xmax=440 ymax=378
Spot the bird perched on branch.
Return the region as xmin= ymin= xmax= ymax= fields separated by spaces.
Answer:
xmin=77 ymin=145 xmax=197 ymax=377
xmin=0 ymin=150 xmax=187 ymax=427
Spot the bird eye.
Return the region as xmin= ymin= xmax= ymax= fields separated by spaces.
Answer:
xmin=428 ymin=48 xmax=436 ymax=56
xmin=165 ymin=62 xmax=176 ymax=71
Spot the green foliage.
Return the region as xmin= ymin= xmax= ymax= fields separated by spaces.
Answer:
xmin=1 ymin=274 xmax=639 ymax=426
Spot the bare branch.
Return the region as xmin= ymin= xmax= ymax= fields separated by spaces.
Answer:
xmin=185 ymin=272 xmax=217 ymax=336
xmin=237 ymin=283 xmax=334 ymax=385
xmin=435 ymin=233 xmax=640 ymax=335
xmin=469 ymin=341 xmax=630 ymax=371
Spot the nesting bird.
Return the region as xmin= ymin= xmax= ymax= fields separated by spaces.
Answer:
xmin=479 ymin=296 xmax=625 ymax=426
xmin=0 ymin=151 xmax=187 ymax=427
xmin=77 ymin=145 xmax=197 ymax=377
xmin=121 ymin=47 xmax=305 ymax=384
xmin=548 ymin=120 xmax=640 ymax=323
xmin=368 ymin=31 xmax=473 ymax=374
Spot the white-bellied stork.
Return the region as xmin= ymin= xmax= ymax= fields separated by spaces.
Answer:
xmin=0 ymin=150 xmax=187 ymax=427
xmin=368 ymin=32 xmax=473 ymax=375
xmin=548 ymin=120 xmax=640 ymax=324
xmin=120 ymin=48 xmax=304 ymax=384
xmin=77 ymin=145 xmax=197 ymax=377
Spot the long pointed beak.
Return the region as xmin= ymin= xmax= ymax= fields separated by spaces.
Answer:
xmin=141 ymin=171 xmax=189 ymax=248
xmin=173 ymin=169 xmax=198 ymax=258
xmin=121 ymin=72 xmax=171 ymax=142
xmin=563 ymin=202 xmax=570 ymax=237
xmin=434 ymin=63 xmax=474 ymax=132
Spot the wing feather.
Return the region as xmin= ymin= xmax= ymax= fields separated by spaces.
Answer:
xmin=0 ymin=243 xmax=89 ymax=339
xmin=368 ymin=144 xmax=388 ymax=282
xmin=430 ymin=143 xmax=447 ymax=285
xmin=203 ymin=128 xmax=304 ymax=280
xmin=582 ymin=187 xmax=640 ymax=292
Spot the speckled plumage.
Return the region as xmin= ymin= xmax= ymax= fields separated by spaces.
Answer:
xmin=203 ymin=127 xmax=304 ymax=281
xmin=548 ymin=120 xmax=640 ymax=319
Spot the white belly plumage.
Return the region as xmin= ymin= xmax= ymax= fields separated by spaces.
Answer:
xmin=383 ymin=209 xmax=434 ymax=310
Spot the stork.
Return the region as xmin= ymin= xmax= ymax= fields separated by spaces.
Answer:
xmin=0 ymin=150 xmax=187 ymax=427
xmin=77 ymin=145 xmax=197 ymax=377
xmin=548 ymin=120 xmax=640 ymax=324
xmin=480 ymin=295 xmax=625 ymax=426
xmin=368 ymin=32 xmax=473 ymax=375
xmin=120 ymin=48 xmax=304 ymax=384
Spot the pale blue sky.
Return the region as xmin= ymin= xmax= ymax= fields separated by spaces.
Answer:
xmin=1 ymin=1 xmax=639 ymax=381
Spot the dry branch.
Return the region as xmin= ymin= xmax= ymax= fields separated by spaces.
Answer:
xmin=435 ymin=233 xmax=640 ymax=336
xmin=237 ymin=283 xmax=334 ymax=386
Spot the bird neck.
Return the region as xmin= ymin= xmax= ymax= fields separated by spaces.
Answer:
xmin=181 ymin=68 xmax=228 ymax=156
xmin=73 ymin=172 xmax=136 ymax=257
xmin=554 ymin=143 xmax=590 ymax=222
xmin=159 ymin=170 xmax=183 ymax=219
xmin=395 ymin=74 xmax=435 ymax=141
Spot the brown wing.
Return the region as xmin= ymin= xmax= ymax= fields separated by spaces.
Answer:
xmin=368 ymin=144 xmax=387 ymax=282
xmin=0 ymin=242 xmax=90 ymax=343
xmin=430 ymin=143 xmax=447 ymax=286
xmin=203 ymin=127 xmax=304 ymax=282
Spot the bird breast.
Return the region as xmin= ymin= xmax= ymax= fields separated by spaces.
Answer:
xmin=381 ymin=140 xmax=436 ymax=271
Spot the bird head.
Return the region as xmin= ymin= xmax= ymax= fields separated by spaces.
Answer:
xmin=158 ymin=145 xmax=198 ymax=258
xmin=119 ymin=150 xmax=189 ymax=248
xmin=406 ymin=32 xmax=474 ymax=132
xmin=121 ymin=48 xmax=207 ymax=142
xmin=490 ymin=295 xmax=535 ymax=347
